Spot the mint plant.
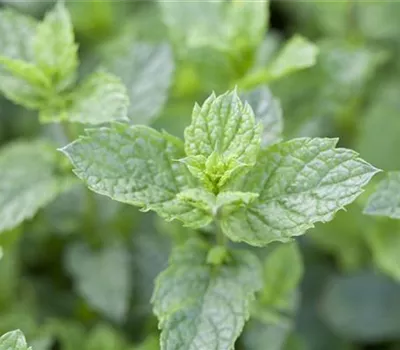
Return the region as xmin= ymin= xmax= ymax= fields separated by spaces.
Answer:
xmin=62 ymin=89 xmax=378 ymax=349
xmin=0 ymin=2 xmax=129 ymax=125
xmin=0 ymin=330 xmax=31 ymax=350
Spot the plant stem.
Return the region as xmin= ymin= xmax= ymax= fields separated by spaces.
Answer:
xmin=216 ymin=220 xmax=227 ymax=247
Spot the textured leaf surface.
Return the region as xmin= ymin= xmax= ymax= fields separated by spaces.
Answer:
xmin=61 ymin=124 xmax=208 ymax=226
xmin=152 ymin=239 xmax=263 ymax=350
xmin=184 ymin=90 xmax=262 ymax=188
xmin=106 ymin=42 xmax=174 ymax=124
xmin=0 ymin=140 xmax=67 ymax=233
xmin=34 ymin=2 xmax=78 ymax=88
xmin=0 ymin=330 xmax=31 ymax=350
xmin=40 ymin=71 xmax=129 ymax=124
xmin=65 ymin=243 xmax=132 ymax=322
xmin=241 ymin=86 xmax=283 ymax=147
xmin=364 ymin=172 xmax=400 ymax=218
xmin=221 ymin=138 xmax=379 ymax=246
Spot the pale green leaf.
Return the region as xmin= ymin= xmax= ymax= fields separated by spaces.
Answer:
xmin=34 ymin=2 xmax=78 ymax=88
xmin=61 ymin=124 xmax=207 ymax=226
xmin=65 ymin=242 xmax=132 ymax=322
xmin=40 ymin=71 xmax=129 ymax=124
xmin=242 ymin=321 xmax=291 ymax=350
xmin=364 ymin=172 xmax=400 ymax=218
xmin=240 ymin=35 xmax=318 ymax=89
xmin=225 ymin=0 xmax=268 ymax=50
xmin=367 ymin=229 xmax=400 ymax=282
xmin=260 ymin=242 xmax=303 ymax=309
xmin=85 ymin=324 xmax=125 ymax=350
xmin=0 ymin=8 xmax=37 ymax=61
xmin=0 ymin=57 xmax=50 ymax=109
xmin=268 ymin=35 xmax=319 ymax=80
xmin=152 ymin=238 xmax=263 ymax=350
xmin=184 ymin=90 xmax=262 ymax=189
xmin=159 ymin=0 xmax=224 ymax=49
xmin=221 ymin=138 xmax=379 ymax=246
xmin=241 ymin=86 xmax=283 ymax=147
xmin=0 ymin=140 xmax=69 ymax=233
xmin=0 ymin=330 xmax=31 ymax=350
xmin=105 ymin=42 xmax=174 ymax=125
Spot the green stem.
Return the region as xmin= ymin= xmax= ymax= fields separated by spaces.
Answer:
xmin=215 ymin=219 xmax=227 ymax=247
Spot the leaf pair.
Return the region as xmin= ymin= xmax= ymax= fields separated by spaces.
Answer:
xmin=63 ymin=89 xmax=379 ymax=246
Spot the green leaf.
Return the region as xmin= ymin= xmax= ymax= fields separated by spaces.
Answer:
xmin=241 ymin=321 xmax=291 ymax=350
xmin=0 ymin=330 xmax=31 ymax=350
xmin=159 ymin=0 xmax=224 ymax=49
xmin=0 ymin=57 xmax=50 ymax=110
xmin=61 ymin=124 xmax=208 ymax=227
xmin=259 ymin=242 xmax=303 ymax=310
xmin=34 ymin=2 xmax=78 ymax=89
xmin=65 ymin=242 xmax=132 ymax=322
xmin=367 ymin=229 xmax=400 ymax=282
xmin=152 ymin=238 xmax=263 ymax=350
xmin=241 ymin=86 xmax=283 ymax=147
xmin=240 ymin=35 xmax=318 ymax=89
xmin=221 ymin=138 xmax=379 ymax=246
xmin=0 ymin=140 xmax=70 ymax=233
xmin=184 ymin=90 xmax=262 ymax=189
xmin=40 ymin=71 xmax=129 ymax=124
xmin=105 ymin=42 xmax=174 ymax=125
xmin=85 ymin=324 xmax=125 ymax=350
xmin=364 ymin=172 xmax=400 ymax=218
xmin=0 ymin=8 xmax=37 ymax=61
xmin=268 ymin=35 xmax=319 ymax=80
xmin=225 ymin=0 xmax=269 ymax=50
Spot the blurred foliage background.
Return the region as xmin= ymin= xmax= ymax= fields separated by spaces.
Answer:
xmin=1 ymin=1 xmax=400 ymax=349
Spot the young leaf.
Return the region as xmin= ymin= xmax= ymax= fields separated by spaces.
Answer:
xmin=0 ymin=330 xmax=31 ymax=350
xmin=240 ymin=35 xmax=318 ymax=89
xmin=152 ymin=238 xmax=263 ymax=350
xmin=65 ymin=242 xmax=132 ymax=323
xmin=221 ymin=138 xmax=379 ymax=246
xmin=0 ymin=57 xmax=50 ymax=109
xmin=184 ymin=90 xmax=262 ymax=189
xmin=61 ymin=124 xmax=209 ymax=227
xmin=34 ymin=2 xmax=78 ymax=89
xmin=0 ymin=140 xmax=70 ymax=233
xmin=268 ymin=35 xmax=319 ymax=80
xmin=0 ymin=10 xmax=46 ymax=109
xmin=364 ymin=172 xmax=400 ymax=218
xmin=105 ymin=42 xmax=174 ymax=125
xmin=0 ymin=8 xmax=37 ymax=61
xmin=241 ymin=86 xmax=283 ymax=147
xmin=40 ymin=71 xmax=129 ymax=124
